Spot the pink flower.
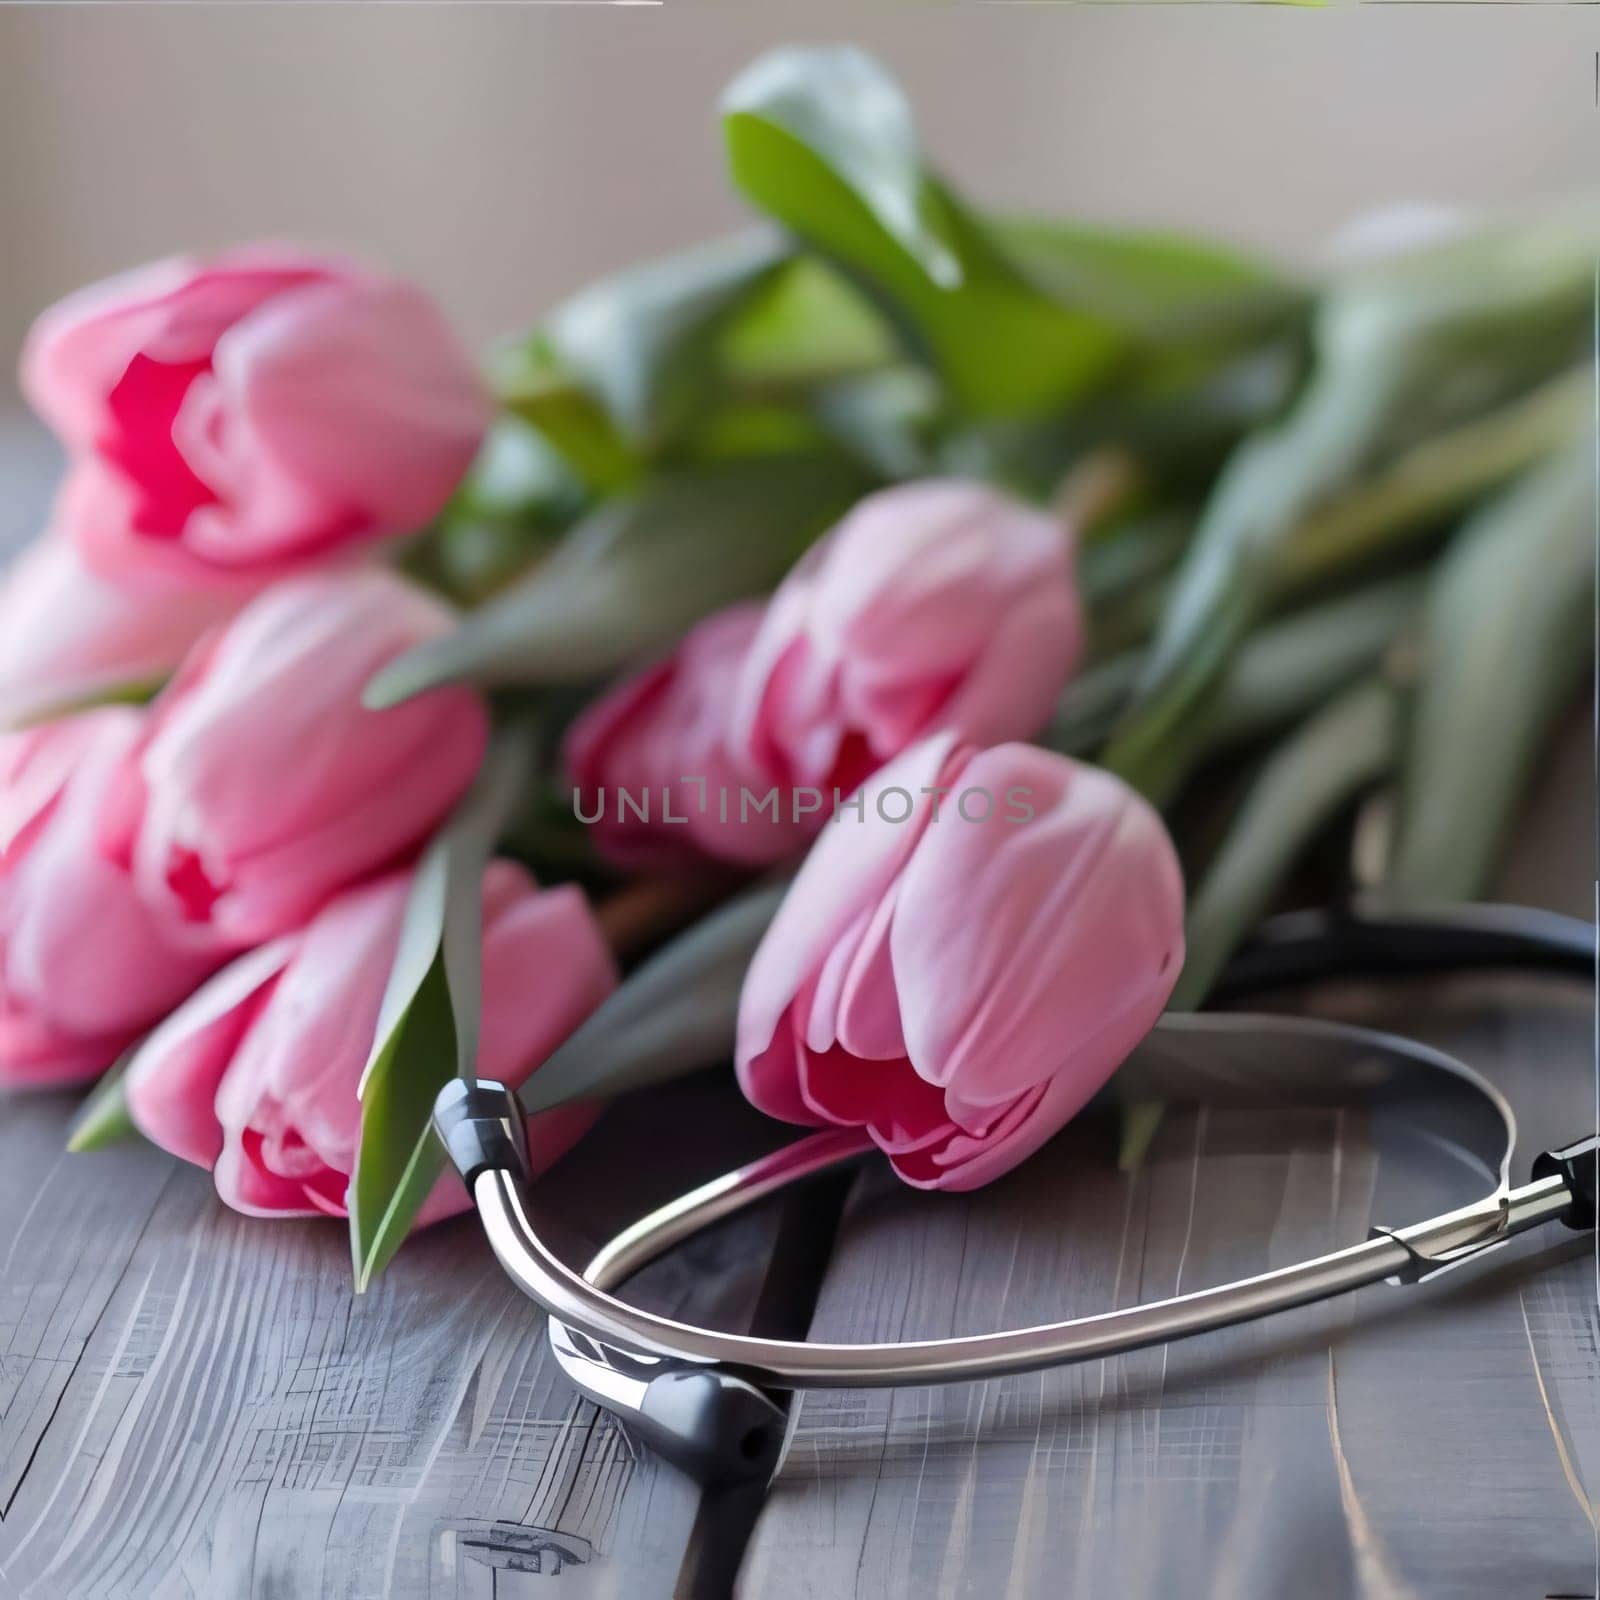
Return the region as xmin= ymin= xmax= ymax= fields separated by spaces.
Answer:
xmin=100 ymin=569 xmax=489 ymax=944
xmin=566 ymin=479 xmax=1082 ymax=869
xmin=0 ymin=508 xmax=249 ymax=730
xmin=0 ymin=714 xmax=106 ymax=863
xmin=730 ymin=481 xmax=1082 ymax=787
xmin=124 ymin=862 xmax=616 ymax=1224
xmin=736 ymin=735 xmax=1185 ymax=1190
xmin=0 ymin=710 xmax=232 ymax=1088
xmin=22 ymin=245 xmax=489 ymax=581
xmin=566 ymin=604 xmax=817 ymax=869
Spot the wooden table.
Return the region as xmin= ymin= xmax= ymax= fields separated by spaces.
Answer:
xmin=1 ymin=421 xmax=1595 ymax=1598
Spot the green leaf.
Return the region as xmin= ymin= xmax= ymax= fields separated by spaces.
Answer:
xmin=1104 ymin=217 xmax=1597 ymax=796
xmin=1272 ymin=363 xmax=1590 ymax=600
xmin=365 ymin=454 xmax=867 ymax=708
xmin=520 ymin=880 xmax=787 ymax=1116
xmin=1046 ymin=569 xmax=1420 ymax=786
xmin=494 ymin=241 xmax=893 ymax=489
xmin=942 ymin=338 xmax=1301 ymax=509
xmin=1385 ymin=447 xmax=1594 ymax=903
xmin=545 ymin=231 xmax=791 ymax=450
xmin=1172 ymin=677 xmax=1400 ymax=1011
xmin=423 ymin=417 xmax=584 ymax=601
xmin=720 ymin=255 xmax=899 ymax=391
xmin=727 ymin=46 xmax=959 ymax=284
xmin=995 ymin=217 xmax=1300 ymax=349
xmin=1044 ymin=653 xmax=1143 ymax=760
xmin=722 ymin=46 xmax=1120 ymax=416
xmin=66 ymin=1051 xmax=140 ymax=1153
xmin=348 ymin=722 xmax=536 ymax=1289
xmin=489 ymin=337 xmax=638 ymax=494
xmin=455 ymin=415 xmax=586 ymax=527
xmin=1079 ymin=512 xmax=1191 ymax=611
xmin=1189 ymin=571 xmax=1422 ymax=754
xmin=810 ymin=367 xmax=941 ymax=480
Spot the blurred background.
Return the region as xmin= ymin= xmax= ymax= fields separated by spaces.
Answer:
xmin=1 ymin=4 xmax=1593 ymax=411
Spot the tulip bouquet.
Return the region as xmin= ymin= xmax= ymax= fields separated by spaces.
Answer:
xmin=3 ymin=47 xmax=1591 ymax=1287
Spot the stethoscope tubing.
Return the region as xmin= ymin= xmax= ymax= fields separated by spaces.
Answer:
xmin=436 ymin=900 xmax=1598 ymax=1485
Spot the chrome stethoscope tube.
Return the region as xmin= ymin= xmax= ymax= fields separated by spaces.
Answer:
xmin=436 ymin=902 xmax=1597 ymax=1485
xmin=473 ymin=1123 xmax=1576 ymax=1385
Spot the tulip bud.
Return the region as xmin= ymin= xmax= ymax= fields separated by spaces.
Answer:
xmin=101 ymin=570 xmax=489 ymax=944
xmin=566 ymin=603 xmax=817 ymax=868
xmin=1 ymin=710 xmax=230 ymax=1087
xmin=566 ymin=479 xmax=1082 ymax=869
xmin=125 ymin=862 xmax=616 ymax=1222
xmin=736 ymin=734 xmax=1184 ymax=1189
xmin=22 ymin=245 xmax=490 ymax=581
xmin=0 ymin=511 xmax=248 ymax=730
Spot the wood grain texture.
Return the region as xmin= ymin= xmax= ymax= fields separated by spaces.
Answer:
xmin=740 ymin=715 xmax=1597 ymax=1600
xmin=0 ymin=1075 xmax=801 ymax=1600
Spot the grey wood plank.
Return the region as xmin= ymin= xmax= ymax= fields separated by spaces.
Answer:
xmin=0 ymin=1073 xmax=802 ymax=1600
xmin=741 ymin=720 xmax=1597 ymax=1599
xmin=0 ymin=1094 xmax=177 ymax=1521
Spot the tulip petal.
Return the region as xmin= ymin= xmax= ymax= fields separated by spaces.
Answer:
xmin=795 ymin=1034 xmax=947 ymax=1152
xmin=563 ymin=603 xmax=801 ymax=869
xmin=215 ymin=1128 xmax=327 ymax=1218
xmin=729 ymin=480 xmax=1079 ymax=790
xmin=125 ymin=937 xmax=294 ymax=1165
xmin=195 ymin=278 xmax=490 ymax=564
xmin=141 ymin=859 xmax=613 ymax=1238
xmin=21 ymin=251 xmax=329 ymax=455
xmin=0 ymin=999 xmax=122 ymax=1088
xmin=129 ymin=571 xmax=489 ymax=942
xmin=933 ymin=578 xmax=1083 ymax=758
xmin=735 ymin=732 xmax=960 ymax=1090
xmin=2 ymin=711 xmax=229 ymax=1051
xmin=0 ymin=713 xmax=108 ymax=860
xmin=217 ymin=875 xmax=413 ymax=1175
xmin=21 ymin=246 xmax=485 ymax=579
xmin=892 ymin=745 xmax=1184 ymax=1113
xmin=0 ymin=517 xmax=251 ymax=730
xmin=479 ymin=876 xmax=620 ymax=1091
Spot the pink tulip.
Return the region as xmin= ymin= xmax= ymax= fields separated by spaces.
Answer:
xmin=729 ymin=480 xmax=1082 ymax=784
xmin=21 ymin=245 xmax=489 ymax=581
xmin=736 ymin=735 xmax=1185 ymax=1190
xmin=99 ymin=569 xmax=489 ymax=944
xmin=0 ymin=709 xmax=232 ymax=1088
xmin=566 ymin=604 xmax=817 ymax=869
xmin=125 ymin=861 xmax=616 ymax=1224
xmin=1 ymin=714 xmax=106 ymax=862
xmin=566 ymin=479 xmax=1082 ymax=869
xmin=0 ymin=502 xmax=249 ymax=729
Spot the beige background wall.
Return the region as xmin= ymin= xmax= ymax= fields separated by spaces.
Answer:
xmin=1 ymin=6 xmax=1593 ymax=398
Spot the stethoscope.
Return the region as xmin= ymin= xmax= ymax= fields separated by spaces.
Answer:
xmin=436 ymin=900 xmax=1597 ymax=1488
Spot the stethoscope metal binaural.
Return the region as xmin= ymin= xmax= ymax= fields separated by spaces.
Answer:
xmin=436 ymin=900 xmax=1597 ymax=1487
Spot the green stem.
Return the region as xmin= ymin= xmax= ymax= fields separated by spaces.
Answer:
xmin=1383 ymin=445 xmax=1595 ymax=903
xmin=1271 ymin=365 xmax=1589 ymax=598
xmin=1072 ymin=570 xmax=1419 ymax=809
xmin=1171 ymin=678 xmax=1401 ymax=1011
xmin=1102 ymin=363 xmax=1585 ymax=800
